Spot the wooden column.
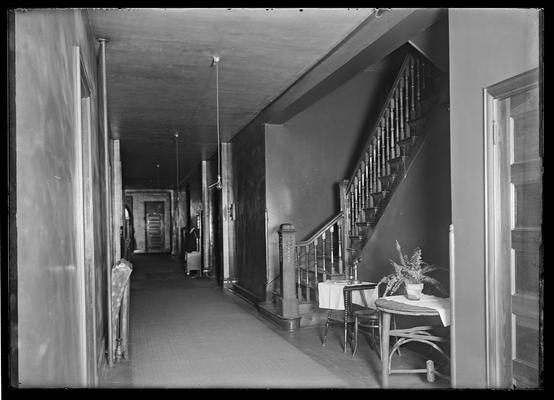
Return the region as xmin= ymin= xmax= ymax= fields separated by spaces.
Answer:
xmin=201 ymin=160 xmax=210 ymax=276
xmin=98 ymin=37 xmax=114 ymax=368
xmin=220 ymin=143 xmax=236 ymax=287
xmin=279 ymin=223 xmax=299 ymax=318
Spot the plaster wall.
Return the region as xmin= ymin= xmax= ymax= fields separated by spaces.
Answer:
xmin=448 ymin=8 xmax=540 ymax=387
xmin=15 ymin=9 xmax=108 ymax=386
xmin=264 ymin=67 xmax=395 ymax=297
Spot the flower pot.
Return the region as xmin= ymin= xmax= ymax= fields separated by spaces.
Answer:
xmin=405 ymin=283 xmax=424 ymax=300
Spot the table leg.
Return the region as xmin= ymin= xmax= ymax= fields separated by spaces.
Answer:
xmin=381 ymin=311 xmax=391 ymax=388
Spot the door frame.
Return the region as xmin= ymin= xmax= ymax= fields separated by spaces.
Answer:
xmin=74 ymin=46 xmax=98 ymax=385
xmin=484 ymin=68 xmax=540 ymax=388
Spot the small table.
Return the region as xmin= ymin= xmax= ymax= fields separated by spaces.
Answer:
xmin=375 ymin=296 xmax=451 ymax=387
xmin=318 ymin=280 xmax=377 ymax=352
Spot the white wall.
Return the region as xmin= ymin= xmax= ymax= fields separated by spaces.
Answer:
xmin=449 ymin=8 xmax=539 ymax=388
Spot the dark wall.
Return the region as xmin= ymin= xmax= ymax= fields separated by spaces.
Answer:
xmin=15 ymin=9 xmax=107 ymax=386
xmin=186 ymin=165 xmax=203 ymax=228
xmin=231 ymin=122 xmax=267 ymax=301
xmin=358 ymin=78 xmax=451 ymax=289
xmin=448 ymin=8 xmax=539 ymax=388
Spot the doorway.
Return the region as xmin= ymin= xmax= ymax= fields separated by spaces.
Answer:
xmin=144 ymin=201 xmax=165 ymax=253
xmin=485 ymin=68 xmax=542 ymax=388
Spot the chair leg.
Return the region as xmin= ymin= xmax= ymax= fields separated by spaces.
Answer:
xmin=372 ymin=326 xmax=381 ymax=359
xmin=392 ymin=316 xmax=401 ymax=357
xmin=353 ymin=317 xmax=359 ymax=356
xmin=322 ymin=310 xmax=331 ymax=346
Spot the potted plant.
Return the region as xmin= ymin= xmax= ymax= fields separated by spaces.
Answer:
xmin=378 ymin=241 xmax=448 ymax=300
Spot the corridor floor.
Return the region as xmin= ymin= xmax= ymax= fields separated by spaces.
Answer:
xmin=100 ymin=254 xmax=449 ymax=389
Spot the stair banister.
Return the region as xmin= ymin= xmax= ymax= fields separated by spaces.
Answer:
xmin=346 ymin=53 xmax=413 ymax=192
xmin=295 ymin=211 xmax=344 ymax=247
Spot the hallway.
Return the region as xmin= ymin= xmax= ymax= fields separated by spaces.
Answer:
xmin=101 ymin=254 xmax=448 ymax=389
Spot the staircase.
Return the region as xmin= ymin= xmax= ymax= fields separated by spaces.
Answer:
xmin=291 ymin=48 xmax=442 ymax=318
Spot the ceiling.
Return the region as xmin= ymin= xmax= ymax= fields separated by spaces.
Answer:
xmin=87 ymin=8 xmax=375 ymax=189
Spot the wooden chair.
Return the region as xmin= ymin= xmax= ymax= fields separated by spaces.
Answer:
xmin=322 ymin=283 xmax=377 ymax=353
xmin=352 ymin=283 xmax=400 ymax=358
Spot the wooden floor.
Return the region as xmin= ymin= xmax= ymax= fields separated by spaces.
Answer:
xmin=100 ymin=254 xmax=450 ymax=389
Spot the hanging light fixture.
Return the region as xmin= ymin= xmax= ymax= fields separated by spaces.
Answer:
xmin=208 ymin=55 xmax=222 ymax=190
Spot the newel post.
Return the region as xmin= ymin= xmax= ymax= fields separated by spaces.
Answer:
xmin=279 ymin=223 xmax=299 ymax=318
xmin=339 ymin=180 xmax=350 ymax=271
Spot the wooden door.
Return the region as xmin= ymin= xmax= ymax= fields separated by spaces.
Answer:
xmin=487 ymin=69 xmax=542 ymax=388
xmin=145 ymin=201 xmax=165 ymax=252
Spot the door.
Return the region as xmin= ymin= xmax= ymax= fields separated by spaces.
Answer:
xmin=486 ymin=69 xmax=542 ymax=388
xmin=145 ymin=201 xmax=165 ymax=253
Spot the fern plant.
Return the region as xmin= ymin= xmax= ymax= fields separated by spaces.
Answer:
xmin=378 ymin=241 xmax=448 ymax=297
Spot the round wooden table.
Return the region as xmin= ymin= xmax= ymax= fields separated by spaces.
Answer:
xmin=375 ymin=297 xmax=450 ymax=387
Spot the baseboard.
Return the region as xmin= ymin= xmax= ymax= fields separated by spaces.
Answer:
xmin=257 ymin=301 xmax=301 ymax=332
xmin=229 ymin=283 xmax=263 ymax=305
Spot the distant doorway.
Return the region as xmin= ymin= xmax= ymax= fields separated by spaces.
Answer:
xmin=145 ymin=201 xmax=165 ymax=253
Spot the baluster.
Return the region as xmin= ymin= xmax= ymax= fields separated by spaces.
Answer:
xmin=364 ymin=148 xmax=371 ymax=212
xmin=399 ymin=79 xmax=405 ymax=141
xmin=337 ymin=222 xmax=343 ymax=275
xmin=381 ymin=120 xmax=387 ymax=181
xmin=314 ymin=237 xmax=320 ymax=287
xmin=329 ymin=225 xmax=337 ymax=274
xmin=388 ymin=92 xmax=396 ymax=161
xmin=305 ymin=244 xmax=310 ymax=302
xmin=368 ymin=142 xmax=374 ymax=203
xmin=421 ymin=60 xmax=427 ymax=97
xmin=321 ymin=232 xmax=327 ymax=282
xmin=372 ymin=139 xmax=377 ymax=202
xmin=404 ymin=66 xmax=410 ymax=128
xmin=296 ymin=247 xmax=302 ymax=301
xmin=395 ymin=90 xmax=401 ymax=155
xmin=350 ymin=174 xmax=358 ymax=235
xmin=357 ymin=170 xmax=362 ymax=225
xmin=350 ymin=186 xmax=355 ymax=234
xmin=379 ymin=119 xmax=387 ymax=180
xmin=410 ymin=57 xmax=415 ymax=118
xmin=315 ymin=236 xmax=327 ymax=287
xmin=358 ymin=169 xmax=363 ymax=223
xmin=376 ymin=129 xmax=382 ymax=192
xmin=357 ymin=170 xmax=362 ymax=227
xmin=416 ymin=57 xmax=421 ymax=106
xmin=384 ymin=109 xmax=389 ymax=175
xmin=367 ymin=145 xmax=373 ymax=199
xmin=350 ymin=190 xmax=355 ymax=237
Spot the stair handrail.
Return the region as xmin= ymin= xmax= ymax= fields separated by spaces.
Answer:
xmin=346 ymin=52 xmax=415 ymax=192
xmin=295 ymin=211 xmax=344 ymax=247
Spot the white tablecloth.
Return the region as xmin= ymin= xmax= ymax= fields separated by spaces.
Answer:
xmin=384 ymin=295 xmax=451 ymax=327
xmin=318 ymin=280 xmax=377 ymax=310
